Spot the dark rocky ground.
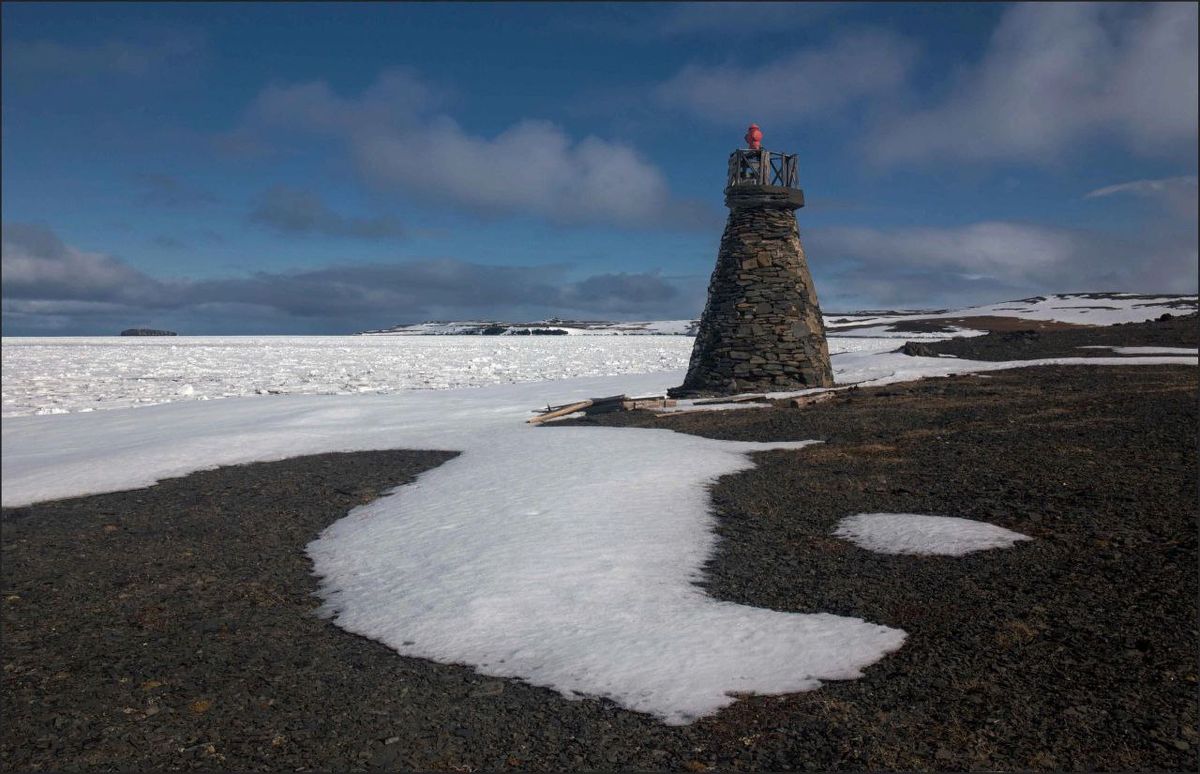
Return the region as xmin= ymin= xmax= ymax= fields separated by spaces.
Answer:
xmin=842 ymin=314 xmax=1083 ymax=335
xmin=3 ymin=317 xmax=1197 ymax=772
xmin=897 ymin=311 xmax=1197 ymax=356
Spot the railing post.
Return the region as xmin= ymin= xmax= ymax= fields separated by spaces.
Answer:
xmin=726 ymin=134 xmax=801 ymax=192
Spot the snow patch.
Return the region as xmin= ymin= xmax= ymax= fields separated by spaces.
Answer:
xmin=1078 ymin=345 xmax=1198 ymax=357
xmin=827 ymin=324 xmax=986 ymax=340
xmin=834 ymin=513 xmax=1032 ymax=556
xmin=310 ymin=429 xmax=905 ymax=725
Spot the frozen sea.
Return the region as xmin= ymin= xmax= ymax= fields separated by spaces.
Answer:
xmin=1 ymin=335 xmax=897 ymax=417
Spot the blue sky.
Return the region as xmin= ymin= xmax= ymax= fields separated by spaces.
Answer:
xmin=2 ymin=2 xmax=1196 ymax=335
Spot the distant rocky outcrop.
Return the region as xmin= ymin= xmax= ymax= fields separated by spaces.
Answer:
xmin=899 ymin=341 xmax=940 ymax=357
xmin=120 ymin=329 xmax=177 ymax=336
xmin=359 ymin=319 xmax=699 ymax=336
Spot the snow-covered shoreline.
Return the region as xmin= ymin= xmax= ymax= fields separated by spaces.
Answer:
xmin=3 ymin=298 xmax=1196 ymax=726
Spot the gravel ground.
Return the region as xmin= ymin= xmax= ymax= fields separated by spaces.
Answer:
xmin=899 ymin=312 xmax=1197 ymax=359
xmin=3 ymin=317 xmax=1197 ymax=771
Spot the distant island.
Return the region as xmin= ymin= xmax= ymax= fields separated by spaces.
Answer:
xmin=120 ymin=328 xmax=177 ymax=336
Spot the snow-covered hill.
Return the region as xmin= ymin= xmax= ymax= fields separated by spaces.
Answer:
xmin=360 ymin=293 xmax=1197 ymax=337
xmin=824 ymin=292 xmax=1197 ymax=334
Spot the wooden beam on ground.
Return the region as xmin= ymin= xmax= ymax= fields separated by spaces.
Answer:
xmin=621 ymin=398 xmax=676 ymax=411
xmin=791 ymin=392 xmax=837 ymax=409
xmin=588 ymin=394 xmax=628 ymax=405
xmin=693 ymin=394 xmax=766 ymax=405
xmin=527 ymin=400 xmax=593 ymax=423
xmin=652 ymin=404 xmax=771 ymax=418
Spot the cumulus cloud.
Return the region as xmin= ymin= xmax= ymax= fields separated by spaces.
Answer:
xmin=1 ymin=223 xmax=695 ymax=334
xmin=352 ymin=118 xmax=695 ymax=226
xmin=808 ymin=218 xmax=1198 ymax=309
xmin=1 ymin=223 xmax=164 ymax=305
xmin=249 ymin=187 xmax=405 ymax=239
xmin=235 ymin=68 xmax=712 ymax=229
xmin=654 ymin=30 xmax=918 ymax=126
xmin=811 ymin=168 xmax=1198 ymax=308
xmin=867 ymin=3 xmax=1198 ymax=165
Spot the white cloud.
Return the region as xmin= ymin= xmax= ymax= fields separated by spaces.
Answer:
xmin=1 ymin=223 xmax=697 ymax=334
xmin=867 ymin=3 xmax=1198 ymax=165
xmin=238 ymin=69 xmax=709 ymax=229
xmin=1 ymin=223 xmax=161 ymax=304
xmin=820 ymin=222 xmax=1083 ymax=285
xmin=352 ymin=118 xmax=681 ymax=225
xmin=809 ymin=218 xmax=1198 ymax=308
xmin=654 ymin=30 xmax=918 ymax=126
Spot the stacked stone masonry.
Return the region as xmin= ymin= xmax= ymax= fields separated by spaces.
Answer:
xmin=675 ymin=184 xmax=834 ymax=395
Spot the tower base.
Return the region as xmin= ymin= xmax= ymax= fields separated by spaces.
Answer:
xmin=675 ymin=185 xmax=834 ymax=396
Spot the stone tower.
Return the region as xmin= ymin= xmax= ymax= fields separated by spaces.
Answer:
xmin=672 ymin=125 xmax=834 ymax=396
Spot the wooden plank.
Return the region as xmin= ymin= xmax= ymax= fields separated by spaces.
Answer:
xmin=621 ymin=398 xmax=677 ymax=410
xmin=692 ymin=394 xmax=766 ymax=405
xmin=583 ymin=402 xmax=625 ymax=415
xmin=791 ymin=392 xmax=837 ymax=409
xmin=589 ymin=394 xmax=628 ymax=404
xmin=527 ymin=400 xmax=592 ymax=423
xmin=652 ymin=405 xmax=770 ymax=419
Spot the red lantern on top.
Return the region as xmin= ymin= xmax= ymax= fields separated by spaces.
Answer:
xmin=744 ymin=123 xmax=762 ymax=150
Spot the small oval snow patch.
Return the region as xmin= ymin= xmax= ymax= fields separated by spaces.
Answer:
xmin=834 ymin=513 xmax=1031 ymax=556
